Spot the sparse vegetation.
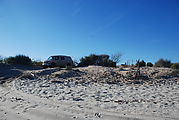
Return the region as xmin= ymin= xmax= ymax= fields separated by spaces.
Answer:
xmin=78 ymin=54 xmax=98 ymax=67
xmin=147 ymin=62 xmax=153 ymax=67
xmin=136 ymin=60 xmax=146 ymax=67
xmin=170 ymin=70 xmax=179 ymax=77
xmin=98 ymin=59 xmax=116 ymax=67
xmin=32 ymin=60 xmax=43 ymax=67
xmin=155 ymin=59 xmax=171 ymax=68
xmin=0 ymin=56 xmax=3 ymax=63
xmin=111 ymin=52 xmax=122 ymax=64
xmin=78 ymin=54 xmax=116 ymax=67
xmin=171 ymin=63 xmax=179 ymax=70
xmin=4 ymin=55 xmax=32 ymax=66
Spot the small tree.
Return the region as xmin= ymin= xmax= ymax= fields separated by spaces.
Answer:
xmin=78 ymin=54 xmax=99 ymax=67
xmin=155 ymin=59 xmax=171 ymax=68
xmin=136 ymin=60 xmax=146 ymax=67
xmin=111 ymin=52 xmax=122 ymax=64
xmin=4 ymin=55 xmax=32 ymax=65
xmin=147 ymin=62 xmax=153 ymax=67
xmin=78 ymin=54 xmax=116 ymax=67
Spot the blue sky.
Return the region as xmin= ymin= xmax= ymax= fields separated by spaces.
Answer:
xmin=0 ymin=0 xmax=178 ymax=64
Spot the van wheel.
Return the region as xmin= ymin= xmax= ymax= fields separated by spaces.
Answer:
xmin=66 ymin=63 xmax=71 ymax=66
xmin=66 ymin=63 xmax=72 ymax=70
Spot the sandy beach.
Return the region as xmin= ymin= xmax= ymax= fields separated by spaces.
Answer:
xmin=1 ymin=0 xmax=178 ymax=119
xmin=0 ymin=65 xmax=179 ymax=120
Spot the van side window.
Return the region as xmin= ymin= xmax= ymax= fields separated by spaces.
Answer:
xmin=61 ymin=56 xmax=65 ymax=60
xmin=54 ymin=56 xmax=59 ymax=60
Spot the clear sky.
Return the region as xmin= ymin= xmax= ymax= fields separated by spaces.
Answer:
xmin=0 ymin=0 xmax=178 ymax=64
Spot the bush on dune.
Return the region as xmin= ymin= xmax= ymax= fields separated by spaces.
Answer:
xmin=97 ymin=59 xmax=116 ymax=67
xmin=78 ymin=54 xmax=99 ymax=67
xmin=136 ymin=60 xmax=146 ymax=67
xmin=32 ymin=60 xmax=43 ymax=67
xmin=171 ymin=63 xmax=179 ymax=70
xmin=78 ymin=54 xmax=116 ymax=67
xmin=155 ymin=59 xmax=171 ymax=68
xmin=4 ymin=55 xmax=32 ymax=66
xmin=147 ymin=62 xmax=153 ymax=67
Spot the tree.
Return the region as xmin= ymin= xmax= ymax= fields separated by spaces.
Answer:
xmin=4 ymin=55 xmax=32 ymax=65
xmin=155 ymin=59 xmax=171 ymax=68
xmin=136 ymin=60 xmax=146 ymax=67
xmin=78 ymin=54 xmax=116 ymax=67
xmin=110 ymin=52 xmax=122 ymax=64
xmin=78 ymin=54 xmax=99 ymax=67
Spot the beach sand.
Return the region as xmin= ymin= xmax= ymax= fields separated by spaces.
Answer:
xmin=0 ymin=65 xmax=179 ymax=120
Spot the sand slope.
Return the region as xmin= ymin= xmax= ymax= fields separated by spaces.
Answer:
xmin=0 ymin=85 xmax=151 ymax=120
xmin=1 ymin=84 xmax=178 ymax=120
xmin=0 ymin=65 xmax=179 ymax=120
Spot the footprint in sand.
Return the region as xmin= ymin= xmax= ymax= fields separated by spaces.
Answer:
xmin=0 ymin=97 xmax=6 ymax=102
xmin=23 ymin=104 xmax=38 ymax=113
xmin=3 ymin=92 xmax=10 ymax=96
xmin=11 ymin=104 xmax=24 ymax=110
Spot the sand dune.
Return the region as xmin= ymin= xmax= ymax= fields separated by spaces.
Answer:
xmin=0 ymin=65 xmax=179 ymax=120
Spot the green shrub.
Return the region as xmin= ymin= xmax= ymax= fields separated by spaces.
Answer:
xmin=136 ymin=60 xmax=146 ymax=67
xmin=78 ymin=54 xmax=99 ymax=67
xmin=147 ymin=62 xmax=153 ymax=67
xmin=78 ymin=54 xmax=116 ymax=67
xmin=170 ymin=70 xmax=179 ymax=77
xmin=155 ymin=59 xmax=171 ymax=68
xmin=98 ymin=59 xmax=116 ymax=67
xmin=171 ymin=63 xmax=179 ymax=70
xmin=32 ymin=60 xmax=43 ymax=67
xmin=4 ymin=55 xmax=32 ymax=65
xmin=108 ymin=60 xmax=116 ymax=67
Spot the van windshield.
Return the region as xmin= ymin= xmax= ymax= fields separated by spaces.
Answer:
xmin=47 ymin=56 xmax=53 ymax=60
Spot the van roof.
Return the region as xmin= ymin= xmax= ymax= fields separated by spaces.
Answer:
xmin=51 ymin=55 xmax=71 ymax=57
